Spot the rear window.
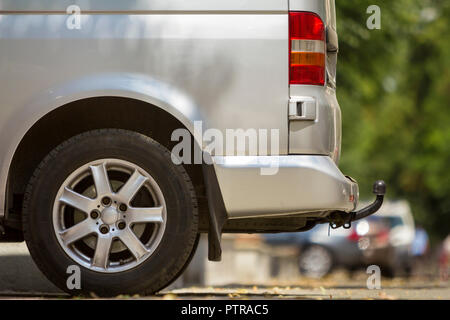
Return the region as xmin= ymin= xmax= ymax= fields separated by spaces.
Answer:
xmin=386 ymin=217 xmax=404 ymax=228
xmin=368 ymin=215 xmax=404 ymax=228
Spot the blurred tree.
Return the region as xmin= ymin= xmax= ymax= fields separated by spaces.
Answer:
xmin=336 ymin=0 xmax=450 ymax=241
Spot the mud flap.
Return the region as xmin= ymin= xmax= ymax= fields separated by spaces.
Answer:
xmin=202 ymin=154 xmax=228 ymax=261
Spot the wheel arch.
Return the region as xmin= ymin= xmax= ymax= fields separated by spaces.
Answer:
xmin=0 ymin=73 xmax=207 ymax=217
xmin=4 ymin=95 xmax=210 ymax=233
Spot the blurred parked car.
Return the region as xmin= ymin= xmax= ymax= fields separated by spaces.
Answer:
xmin=439 ymin=235 xmax=450 ymax=281
xmin=264 ymin=200 xmax=415 ymax=278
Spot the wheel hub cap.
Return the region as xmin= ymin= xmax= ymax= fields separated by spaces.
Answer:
xmin=101 ymin=206 xmax=120 ymax=225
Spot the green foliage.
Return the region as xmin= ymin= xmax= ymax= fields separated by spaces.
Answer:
xmin=336 ymin=0 xmax=450 ymax=241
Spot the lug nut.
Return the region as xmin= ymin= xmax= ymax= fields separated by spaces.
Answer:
xmin=90 ymin=210 xmax=99 ymax=219
xmin=99 ymin=225 xmax=109 ymax=234
xmin=118 ymin=221 xmax=126 ymax=230
xmin=101 ymin=197 xmax=111 ymax=206
xmin=119 ymin=203 xmax=127 ymax=212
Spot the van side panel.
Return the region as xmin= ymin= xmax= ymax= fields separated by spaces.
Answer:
xmin=0 ymin=0 xmax=287 ymax=12
xmin=0 ymin=3 xmax=289 ymax=217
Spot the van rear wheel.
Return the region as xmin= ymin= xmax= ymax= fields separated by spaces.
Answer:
xmin=22 ymin=129 xmax=198 ymax=296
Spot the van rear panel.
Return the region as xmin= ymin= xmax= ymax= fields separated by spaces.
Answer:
xmin=288 ymin=0 xmax=341 ymax=161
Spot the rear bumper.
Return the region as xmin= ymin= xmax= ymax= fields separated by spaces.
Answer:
xmin=213 ymin=155 xmax=359 ymax=219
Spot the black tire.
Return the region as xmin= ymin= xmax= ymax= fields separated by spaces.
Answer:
xmin=164 ymin=233 xmax=201 ymax=289
xmin=23 ymin=129 xmax=199 ymax=296
xmin=381 ymin=265 xmax=397 ymax=278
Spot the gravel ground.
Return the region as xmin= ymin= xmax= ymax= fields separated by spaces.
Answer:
xmin=165 ymin=275 xmax=450 ymax=300
xmin=0 ymin=243 xmax=448 ymax=300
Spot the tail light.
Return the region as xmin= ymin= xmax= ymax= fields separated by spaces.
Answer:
xmin=347 ymin=229 xmax=360 ymax=242
xmin=375 ymin=229 xmax=390 ymax=247
xmin=289 ymin=12 xmax=326 ymax=86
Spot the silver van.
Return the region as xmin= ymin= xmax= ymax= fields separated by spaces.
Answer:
xmin=0 ymin=0 xmax=385 ymax=295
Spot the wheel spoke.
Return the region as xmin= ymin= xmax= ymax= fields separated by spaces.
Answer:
xmin=127 ymin=206 xmax=164 ymax=224
xmin=92 ymin=235 xmax=112 ymax=269
xmin=119 ymin=228 xmax=148 ymax=260
xmin=54 ymin=158 xmax=167 ymax=273
xmin=117 ymin=170 xmax=148 ymax=203
xmin=59 ymin=219 xmax=95 ymax=245
xmin=90 ymin=163 xmax=111 ymax=197
xmin=59 ymin=187 xmax=95 ymax=213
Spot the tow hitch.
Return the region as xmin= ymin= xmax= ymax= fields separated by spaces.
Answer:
xmin=328 ymin=180 xmax=386 ymax=229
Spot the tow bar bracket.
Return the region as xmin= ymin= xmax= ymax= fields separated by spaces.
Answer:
xmin=329 ymin=180 xmax=386 ymax=229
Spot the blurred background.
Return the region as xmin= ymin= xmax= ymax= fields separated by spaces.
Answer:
xmin=337 ymin=0 xmax=449 ymax=244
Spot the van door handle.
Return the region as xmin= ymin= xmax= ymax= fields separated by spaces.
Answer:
xmin=289 ymin=97 xmax=317 ymax=121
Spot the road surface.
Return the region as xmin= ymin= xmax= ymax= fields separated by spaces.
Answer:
xmin=0 ymin=243 xmax=448 ymax=300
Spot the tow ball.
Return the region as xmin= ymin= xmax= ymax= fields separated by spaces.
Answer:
xmin=328 ymin=180 xmax=386 ymax=229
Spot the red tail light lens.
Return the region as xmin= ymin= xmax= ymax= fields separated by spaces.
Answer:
xmin=289 ymin=12 xmax=325 ymax=41
xmin=289 ymin=12 xmax=326 ymax=85
xmin=375 ymin=229 xmax=390 ymax=247
xmin=347 ymin=229 xmax=360 ymax=242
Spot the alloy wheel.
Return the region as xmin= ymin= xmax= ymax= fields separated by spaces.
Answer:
xmin=52 ymin=159 xmax=167 ymax=273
